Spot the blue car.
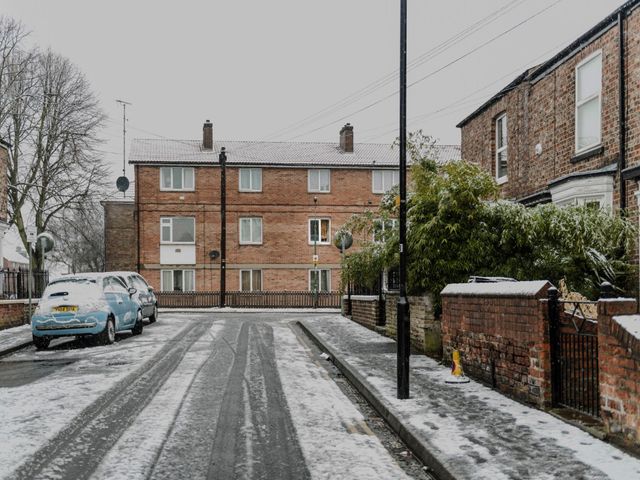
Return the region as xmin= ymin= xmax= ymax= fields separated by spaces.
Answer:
xmin=31 ymin=273 xmax=143 ymax=350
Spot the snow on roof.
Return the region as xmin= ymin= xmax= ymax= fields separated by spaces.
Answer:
xmin=128 ymin=138 xmax=461 ymax=168
xmin=441 ymin=280 xmax=551 ymax=297
xmin=613 ymin=314 xmax=640 ymax=341
xmin=101 ymin=182 xmax=135 ymax=204
xmin=3 ymin=249 xmax=28 ymax=265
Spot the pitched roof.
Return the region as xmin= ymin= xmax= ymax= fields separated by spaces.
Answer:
xmin=457 ymin=0 xmax=640 ymax=128
xmin=128 ymin=139 xmax=461 ymax=168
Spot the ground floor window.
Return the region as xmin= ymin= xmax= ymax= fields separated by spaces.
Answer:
xmin=240 ymin=269 xmax=262 ymax=291
xmin=549 ymin=173 xmax=613 ymax=211
xmin=161 ymin=269 xmax=195 ymax=291
xmin=309 ymin=269 xmax=330 ymax=292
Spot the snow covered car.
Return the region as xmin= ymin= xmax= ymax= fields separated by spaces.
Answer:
xmin=31 ymin=273 xmax=144 ymax=350
xmin=111 ymin=271 xmax=158 ymax=323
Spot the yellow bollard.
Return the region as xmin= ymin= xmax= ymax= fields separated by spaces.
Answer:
xmin=445 ymin=349 xmax=470 ymax=384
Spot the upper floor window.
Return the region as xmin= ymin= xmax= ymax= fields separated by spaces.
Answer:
xmin=309 ymin=218 xmax=330 ymax=244
xmin=160 ymin=167 xmax=194 ymax=191
xmin=575 ymin=51 xmax=602 ymax=153
xmin=372 ymin=170 xmax=399 ymax=193
xmin=309 ymin=269 xmax=331 ymax=292
xmin=495 ymin=113 xmax=507 ymax=183
xmin=308 ymin=169 xmax=330 ymax=193
xmin=160 ymin=217 xmax=195 ymax=244
xmin=239 ymin=217 xmax=263 ymax=244
xmin=240 ymin=269 xmax=262 ymax=291
xmin=239 ymin=168 xmax=262 ymax=192
xmin=373 ymin=219 xmax=398 ymax=242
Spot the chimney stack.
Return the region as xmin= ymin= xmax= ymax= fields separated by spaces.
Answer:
xmin=203 ymin=120 xmax=213 ymax=150
xmin=339 ymin=123 xmax=354 ymax=153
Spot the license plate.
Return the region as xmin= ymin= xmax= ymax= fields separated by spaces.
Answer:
xmin=53 ymin=305 xmax=78 ymax=313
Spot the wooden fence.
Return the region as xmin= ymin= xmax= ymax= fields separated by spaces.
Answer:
xmin=156 ymin=290 xmax=341 ymax=309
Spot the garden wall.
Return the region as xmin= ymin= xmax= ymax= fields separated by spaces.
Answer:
xmin=349 ymin=295 xmax=381 ymax=331
xmin=441 ymin=281 xmax=552 ymax=408
xmin=0 ymin=299 xmax=37 ymax=330
xmin=598 ymin=298 xmax=640 ymax=447
xmin=385 ymin=293 xmax=439 ymax=357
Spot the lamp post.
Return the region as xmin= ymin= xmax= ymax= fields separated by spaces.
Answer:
xmin=397 ymin=0 xmax=410 ymax=400
xmin=219 ymin=147 xmax=227 ymax=308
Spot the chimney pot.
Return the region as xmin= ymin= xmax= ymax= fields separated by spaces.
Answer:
xmin=339 ymin=123 xmax=354 ymax=153
xmin=203 ymin=120 xmax=213 ymax=150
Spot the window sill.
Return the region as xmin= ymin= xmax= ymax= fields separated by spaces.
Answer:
xmin=239 ymin=243 xmax=263 ymax=246
xmin=238 ymin=190 xmax=262 ymax=193
xmin=159 ymin=189 xmax=195 ymax=192
xmin=308 ymin=242 xmax=331 ymax=246
xmin=571 ymin=145 xmax=603 ymax=164
xmin=496 ymin=176 xmax=508 ymax=185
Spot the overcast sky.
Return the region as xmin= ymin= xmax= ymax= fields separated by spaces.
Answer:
xmin=0 ymin=0 xmax=629 ymax=187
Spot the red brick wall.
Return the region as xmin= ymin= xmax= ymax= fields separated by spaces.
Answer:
xmin=350 ymin=296 xmax=380 ymax=331
xmin=459 ymin=10 xmax=640 ymax=212
xmin=135 ymin=164 xmax=385 ymax=291
xmin=0 ymin=300 xmax=37 ymax=330
xmin=597 ymin=298 xmax=640 ymax=446
xmin=385 ymin=294 xmax=438 ymax=356
xmin=442 ymin=289 xmax=551 ymax=408
xmin=104 ymin=201 xmax=137 ymax=272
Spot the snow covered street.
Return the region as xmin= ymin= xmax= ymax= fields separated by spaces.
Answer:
xmin=0 ymin=312 xmax=412 ymax=480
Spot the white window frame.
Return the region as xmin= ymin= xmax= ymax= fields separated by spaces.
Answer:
xmin=240 ymin=269 xmax=263 ymax=291
xmin=575 ymin=50 xmax=602 ymax=154
xmin=308 ymin=169 xmax=331 ymax=193
xmin=160 ymin=167 xmax=195 ymax=191
xmin=372 ymin=170 xmax=399 ymax=194
xmin=549 ymin=175 xmax=613 ymax=211
xmin=239 ymin=217 xmax=263 ymax=245
xmin=239 ymin=168 xmax=262 ymax=192
xmin=160 ymin=269 xmax=195 ymax=292
xmin=308 ymin=218 xmax=331 ymax=245
xmin=495 ymin=113 xmax=508 ymax=184
xmin=160 ymin=217 xmax=196 ymax=244
xmin=373 ymin=218 xmax=398 ymax=243
xmin=309 ymin=269 xmax=331 ymax=292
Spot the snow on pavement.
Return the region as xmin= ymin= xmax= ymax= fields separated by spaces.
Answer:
xmin=304 ymin=315 xmax=640 ymax=480
xmin=273 ymin=321 xmax=411 ymax=480
xmin=0 ymin=323 xmax=32 ymax=353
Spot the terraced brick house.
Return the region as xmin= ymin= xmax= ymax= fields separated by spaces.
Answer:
xmin=115 ymin=122 xmax=460 ymax=293
xmin=458 ymin=0 xmax=640 ymax=226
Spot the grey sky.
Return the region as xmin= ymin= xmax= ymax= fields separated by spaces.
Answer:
xmin=0 ymin=0 xmax=628 ymax=186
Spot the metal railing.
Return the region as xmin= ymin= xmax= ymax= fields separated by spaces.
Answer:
xmin=156 ymin=290 xmax=342 ymax=309
xmin=0 ymin=269 xmax=49 ymax=300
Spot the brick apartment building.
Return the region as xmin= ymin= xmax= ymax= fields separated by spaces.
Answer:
xmin=107 ymin=122 xmax=460 ymax=292
xmin=458 ymin=0 xmax=640 ymax=223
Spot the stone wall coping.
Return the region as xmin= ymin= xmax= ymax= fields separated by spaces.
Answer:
xmin=613 ymin=315 xmax=640 ymax=341
xmin=441 ymin=280 xmax=551 ymax=297
xmin=600 ymin=297 xmax=636 ymax=303
xmin=0 ymin=298 xmax=39 ymax=306
xmin=347 ymin=295 xmax=379 ymax=301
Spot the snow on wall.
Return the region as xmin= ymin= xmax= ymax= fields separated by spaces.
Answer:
xmin=441 ymin=280 xmax=551 ymax=297
xmin=612 ymin=314 xmax=640 ymax=341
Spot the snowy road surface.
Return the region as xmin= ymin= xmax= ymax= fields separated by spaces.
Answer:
xmin=0 ymin=313 xmax=411 ymax=480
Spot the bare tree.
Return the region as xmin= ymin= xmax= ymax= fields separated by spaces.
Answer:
xmin=0 ymin=18 xmax=108 ymax=272
xmin=48 ymin=198 xmax=104 ymax=273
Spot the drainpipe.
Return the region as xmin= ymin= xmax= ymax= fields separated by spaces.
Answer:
xmin=619 ymin=10 xmax=627 ymax=211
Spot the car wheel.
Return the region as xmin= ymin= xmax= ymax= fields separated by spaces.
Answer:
xmin=33 ymin=335 xmax=50 ymax=350
xmin=148 ymin=304 xmax=158 ymax=323
xmin=97 ymin=315 xmax=116 ymax=346
xmin=132 ymin=310 xmax=143 ymax=335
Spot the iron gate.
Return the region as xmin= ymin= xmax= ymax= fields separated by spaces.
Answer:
xmin=548 ymin=288 xmax=599 ymax=417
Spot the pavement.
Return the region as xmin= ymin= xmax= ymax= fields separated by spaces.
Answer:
xmin=300 ymin=315 xmax=640 ymax=480
xmin=0 ymin=324 xmax=32 ymax=357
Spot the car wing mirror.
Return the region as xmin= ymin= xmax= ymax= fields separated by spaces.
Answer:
xmin=148 ymin=286 xmax=154 ymax=293
xmin=128 ymin=287 xmax=137 ymax=296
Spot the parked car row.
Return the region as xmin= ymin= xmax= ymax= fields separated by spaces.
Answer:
xmin=31 ymin=271 xmax=158 ymax=350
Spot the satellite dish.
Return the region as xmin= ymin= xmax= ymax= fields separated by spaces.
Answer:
xmin=116 ymin=176 xmax=130 ymax=192
xmin=36 ymin=232 xmax=55 ymax=253
xmin=209 ymin=250 xmax=220 ymax=260
xmin=334 ymin=231 xmax=353 ymax=250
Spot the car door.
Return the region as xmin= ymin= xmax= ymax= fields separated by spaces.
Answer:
xmin=103 ymin=277 xmax=126 ymax=327
xmin=133 ymin=275 xmax=152 ymax=317
xmin=111 ymin=276 xmax=136 ymax=329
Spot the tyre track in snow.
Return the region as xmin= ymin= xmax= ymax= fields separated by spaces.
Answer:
xmin=9 ymin=320 xmax=212 ymax=480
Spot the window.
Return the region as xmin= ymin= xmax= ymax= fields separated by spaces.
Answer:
xmin=549 ymin=174 xmax=613 ymax=211
xmin=310 ymin=269 xmax=331 ymax=292
xmin=575 ymin=52 xmax=602 ymax=153
xmin=239 ymin=217 xmax=263 ymax=244
xmin=104 ymin=276 xmax=128 ymax=294
xmin=160 ymin=217 xmax=195 ymax=244
xmin=309 ymin=218 xmax=330 ymax=244
xmin=239 ymin=168 xmax=262 ymax=192
xmin=495 ymin=113 xmax=508 ymax=183
xmin=240 ymin=270 xmax=262 ymax=291
xmin=372 ymin=170 xmax=399 ymax=193
xmin=373 ymin=219 xmax=398 ymax=242
xmin=308 ymin=169 xmax=330 ymax=192
xmin=160 ymin=167 xmax=195 ymax=191
xmin=161 ymin=270 xmax=195 ymax=291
